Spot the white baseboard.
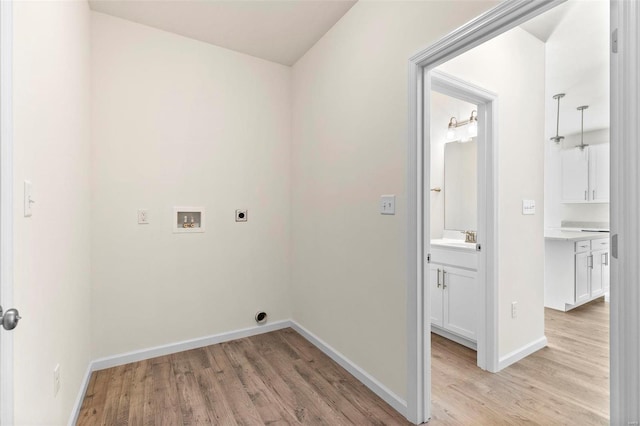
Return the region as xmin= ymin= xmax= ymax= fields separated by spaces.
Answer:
xmin=498 ymin=336 xmax=548 ymax=370
xmin=68 ymin=363 xmax=93 ymax=426
xmin=91 ymin=319 xmax=292 ymax=371
xmin=68 ymin=319 xmax=407 ymax=424
xmin=290 ymin=321 xmax=408 ymax=417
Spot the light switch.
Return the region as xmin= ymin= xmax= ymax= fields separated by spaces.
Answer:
xmin=380 ymin=195 xmax=396 ymax=215
xmin=522 ymin=199 xmax=535 ymax=215
xmin=24 ymin=180 xmax=34 ymax=217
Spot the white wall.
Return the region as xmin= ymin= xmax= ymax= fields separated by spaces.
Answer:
xmin=13 ymin=1 xmax=92 ymax=424
xmin=291 ymin=0 xmax=498 ymax=400
xmin=91 ymin=13 xmax=292 ymax=358
xmin=430 ymin=92 xmax=477 ymax=239
xmin=438 ymin=27 xmax=546 ymax=356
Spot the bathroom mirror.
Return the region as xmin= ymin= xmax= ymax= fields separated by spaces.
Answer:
xmin=444 ymin=140 xmax=477 ymax=231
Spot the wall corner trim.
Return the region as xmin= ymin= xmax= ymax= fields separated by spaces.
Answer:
xmin=289 ymin=321 xmax=408 ymax=418
xmin=498 ymin=335 xmax=548 ymax=371
xmin=68 ymin=364 xmax=93 ymax=426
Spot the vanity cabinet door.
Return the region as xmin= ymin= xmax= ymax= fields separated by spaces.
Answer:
xmin=561 ymin=148 xmax=589 ymax=203
xmin=575 ymin=251 xmax=591 ymax=304
xmin=442 ymin=266 xmax=476 ymax=341
xmin=429 ymin=265 xmax=444 ymax=327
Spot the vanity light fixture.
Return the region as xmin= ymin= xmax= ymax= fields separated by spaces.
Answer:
xmin=446 ymin=117 xmax=458 ymax=141
xmin=445 ymin=110 xmax=477 ymax=142
xmin=550 ymin=93 xmax=565 ymax=144
xmin=576 ymin=105 xmax=589 ymax=151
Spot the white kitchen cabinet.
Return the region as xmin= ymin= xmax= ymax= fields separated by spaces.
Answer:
xmin=429 ymin=263 xmax=476 ymax=344
xmin=574 ymin=251 xmax=591 ymax=304
xmin=545 ymin=236 xmax=610 ymax=311
xmin=560 ymin=144 xmax=609 ymax=203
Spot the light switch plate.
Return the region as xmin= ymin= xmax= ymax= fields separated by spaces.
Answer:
xmin=24 ymin=180 xmax=33 ymax=217
xmin=380 ymin=195 xmax=396 ymax=215
xmin=522 ymin=199 xmax=535 ymax=215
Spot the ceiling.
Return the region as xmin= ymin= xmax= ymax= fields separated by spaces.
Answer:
xmin=519 ymin=0 xmax=609 ymax=136
xmin=89 ymin=0 xmax=358 ymax=66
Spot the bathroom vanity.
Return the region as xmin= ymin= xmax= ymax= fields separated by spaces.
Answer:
xmin=544 ymin=230 xmax=610 ymax=311
xmin=429 ymin=239 xmax=478 ymax=350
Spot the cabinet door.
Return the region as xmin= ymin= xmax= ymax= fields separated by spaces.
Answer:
xmin=443 ymin=266 xmax=476 ymax=341
xmin=589 ymin=144 xmax=609 ymax=202
xmin=575 ymin=252 xmax=590 ymax=303
xmin=429 ymin=265 xmax=444 ymax=327
xmin=561 ymin=148 xmax=589 ymax=203
xmin=590 ymin=251 xmax=604 ymax=297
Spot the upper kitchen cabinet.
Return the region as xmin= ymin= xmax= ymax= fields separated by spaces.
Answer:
xmin=560 ymin=143 xmax=609 ymax=203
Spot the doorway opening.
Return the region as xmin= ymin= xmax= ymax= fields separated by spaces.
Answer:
xmin=428 ymin=71 xmax=498 ymax=377
xmin=406 ymin=0 xmax=617 ymax=424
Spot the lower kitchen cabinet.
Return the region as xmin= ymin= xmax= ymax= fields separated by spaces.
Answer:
xmin=545 ymin=237 xmax=610 ymax=311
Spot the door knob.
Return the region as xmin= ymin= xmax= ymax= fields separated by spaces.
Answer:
xmin=0 ymin=305 xmax=21 ymax=331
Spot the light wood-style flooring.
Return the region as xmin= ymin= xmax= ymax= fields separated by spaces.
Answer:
xmin=78 ymin=299 xmax=608 ymax=425
xmin=431 ymin=299 xmax=609 ymax=425
xmin=77 ymin=328 xmax=411 ymax=425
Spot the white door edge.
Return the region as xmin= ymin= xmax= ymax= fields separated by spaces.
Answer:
xmin=610 ymin=1 xmax=640 ymax=423
xmin=0 ymin=1 xmax=14 ymax=424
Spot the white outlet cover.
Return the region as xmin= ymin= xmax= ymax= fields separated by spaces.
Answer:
xmin=380 ymin=195 xmax=396 ymax=215
xmin=137 ymin=209 xmax=149 ymax=224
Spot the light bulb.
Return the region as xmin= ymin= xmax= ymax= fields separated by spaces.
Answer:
xmin=467 ymin=121 xmax=477 ymax=137
xmin=446 ymin=128 xmax=456 ymax=141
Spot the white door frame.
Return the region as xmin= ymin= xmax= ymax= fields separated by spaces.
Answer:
xmin=610 ymin=1 xmax=640 ymax=424
xmin=406 ymin=0 xmax=566 ymax=423
xmin=429 ymin=70 xmax=498 ymax=374
xmin=0 ymin=1 xmax=14 ymax=425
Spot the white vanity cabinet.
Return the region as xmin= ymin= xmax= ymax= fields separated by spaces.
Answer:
xmin=560 ymin=144 xmax=609 ymax=203
xmin=545 ymin=233 xmax=610 ymax=311
xmin=429 ymin=243 xmax=477 ymax=349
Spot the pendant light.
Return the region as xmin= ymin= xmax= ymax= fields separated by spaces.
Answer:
xmin=550 ymin=93 xmax=565 ymax=144
xmin=576 ymin=105 xmax=589 ymax=151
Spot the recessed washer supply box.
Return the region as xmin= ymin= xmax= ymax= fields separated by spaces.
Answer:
xmin=173 ymin=207 xmax=205 ymax=233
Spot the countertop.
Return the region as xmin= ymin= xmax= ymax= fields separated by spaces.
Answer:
xmin=544 ymin=229 xmax=610 ymax=241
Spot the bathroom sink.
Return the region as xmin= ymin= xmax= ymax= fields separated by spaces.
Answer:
xmin=430 ymin=239 xmax=476 ymax=250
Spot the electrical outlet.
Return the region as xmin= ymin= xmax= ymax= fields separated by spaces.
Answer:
xmin=511 ymin=302 xmax=518 ymax=318
xmin=137 ymin=209 xmax=149 ymax=224
xmin=53 ymin=364 xmax=61 ymax=397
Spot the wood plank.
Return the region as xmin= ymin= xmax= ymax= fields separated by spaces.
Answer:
xmin=75 ymin=299 xmax=609 ymax=426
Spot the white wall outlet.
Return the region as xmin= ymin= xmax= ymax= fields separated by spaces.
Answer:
xmin=511 ymin=301 xmax=518 ymax=318
xmin=380 ymin=195 xmax=396 ymax=215
xmin=24 ymin=180 xmax=34 ymax=217
xmin=235 ymin=209 xmax=248 ymax=222
xmin=137 ymin=209 xmax=149 ymax=224
xmin=522 ymin=199 xmax=535 ymax=215
xmin=53 ymin=364 xmax=61 ymax=397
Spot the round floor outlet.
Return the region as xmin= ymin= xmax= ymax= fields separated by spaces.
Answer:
xmin=255 ymin=311 xmax=267 ymax=324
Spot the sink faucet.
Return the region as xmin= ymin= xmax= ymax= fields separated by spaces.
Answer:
xmin=461 ymin=230 xmax=477 ymax=243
